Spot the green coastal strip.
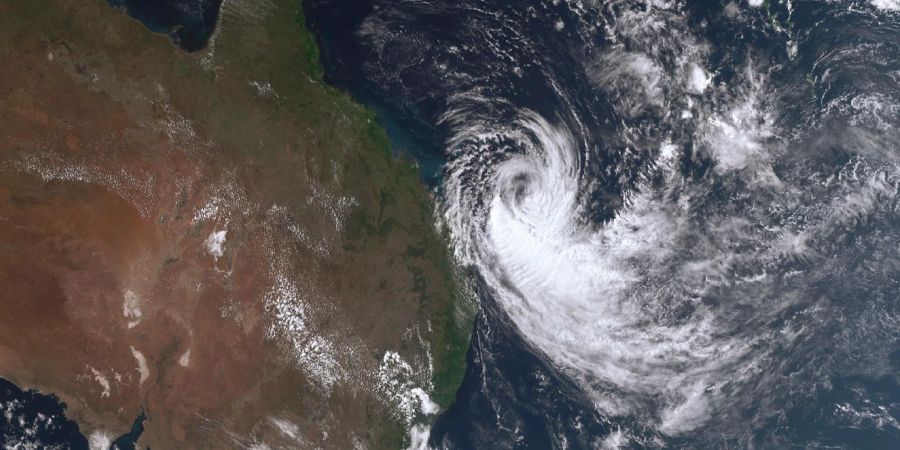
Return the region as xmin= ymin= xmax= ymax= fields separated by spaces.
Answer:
xmin=287 ymin=0 xmax=475 ymax=416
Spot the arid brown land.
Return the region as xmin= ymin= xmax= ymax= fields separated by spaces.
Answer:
xmin=0 ymin=0 xmax=473 ymax=447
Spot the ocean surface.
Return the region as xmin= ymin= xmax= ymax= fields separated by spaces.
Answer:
xmin=106 ymin=0 xmax=223 ymax=51
xmin=0 ymin=377 xmax=89 ymax=449
xmin=1 ymin=376 xmax=146 ymax=449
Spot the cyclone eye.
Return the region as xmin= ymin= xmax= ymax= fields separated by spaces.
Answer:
xmin=510 ymin=173 xmax=532 ymax=203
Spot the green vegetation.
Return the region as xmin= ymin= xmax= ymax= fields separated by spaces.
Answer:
xmin=293 ymin=5 xmax=325 ymax=82
xmin=256 ymin=0 xmax=476 ymax=439
xmin=279 ymin=0 xmax=475 ymax=414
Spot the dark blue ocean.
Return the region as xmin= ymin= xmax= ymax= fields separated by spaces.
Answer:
xmin=0 ymin=377 xmax=88 ymax=449
xmin=1 ymin=376 xmax=146 ymax=449
xmin=106 ymin=0 xmax=222 ymax=51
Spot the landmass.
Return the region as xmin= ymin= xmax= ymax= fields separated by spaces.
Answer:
xmin=0 ymin=0 xmax=473 ymax=447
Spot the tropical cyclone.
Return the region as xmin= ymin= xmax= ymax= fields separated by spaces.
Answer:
xmin=0 ymin=0 xmax=472 ymax=448
xmin=428 ymin=0 xmax=900 ymax=445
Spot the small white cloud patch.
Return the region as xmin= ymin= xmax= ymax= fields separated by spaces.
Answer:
xmin=410 ymin=388 xmax=440 ymax=415
xmin=88 ymin=431 xmax=112 ymax=450
xmin=88 ymin=366 xmax=111 ymax=398
xmin=268 ymin=416 xmax=300 ymax=440
xmin=179 ymin=349 xmax=191 ymax=368
xmin=600 ymin=428 xmax=628 ymax=450
xmin=406 ymin=424 xmax=433 ymax=450
xmin=205 ymin=230 xmax=227 ymax=259
xmin=375 ymin=351 xmax=440 ymax=426
xmin=687 ymin=63 xmax=711 ymax=93
xmin=659 ymin=142 xmax=678 ymax=161
xmin=871 ymin=0 xmax=900 ymax=11
xmin=122 ymin=290 xmax=142 ymax=329
xmin=703 ymin=86 xmax=773 ymax=173
xmin=659 ymin=381 xmax=711 ymax=435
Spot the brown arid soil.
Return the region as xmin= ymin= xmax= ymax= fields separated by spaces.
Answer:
xmin=0 ymin=0 xmax=473 ymax=448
